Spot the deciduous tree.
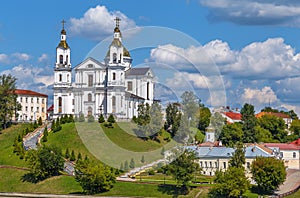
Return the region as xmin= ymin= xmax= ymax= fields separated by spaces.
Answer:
xmin=251 ymin=157 xmax=286 ymax=194
xmin=241 ymin=103 xmax=257 ymax=143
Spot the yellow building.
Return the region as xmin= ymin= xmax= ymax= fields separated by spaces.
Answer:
xmin=15 ymin=89 xmax=48 ymax=122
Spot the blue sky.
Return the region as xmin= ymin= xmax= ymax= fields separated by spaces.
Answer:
xmin=1 ymin=0 xmax=300 ymax=114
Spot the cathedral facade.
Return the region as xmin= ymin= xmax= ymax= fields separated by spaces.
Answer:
xmin=53 ymin=18 xmax=155 ymax=119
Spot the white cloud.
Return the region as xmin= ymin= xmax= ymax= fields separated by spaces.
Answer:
xmin=11 ymin=53 xmax=30 ymax=61
xmin=1 ymin=64 xmax=53 ymax=101
xmin=38 ymin=53 xmax=49 ymax=63
xmin=241 ymin=86 xmax=278 ymax=106
xmin=0 ymin=54 xmax=9 ymax=64
xmin=70 ymin=5 xmax=137 ymax=41
xmin=200 ymin=0 xmax=300 ymax=26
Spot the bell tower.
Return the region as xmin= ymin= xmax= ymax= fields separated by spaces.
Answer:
xmin=53 ymin=20 xmax=73 ymax=118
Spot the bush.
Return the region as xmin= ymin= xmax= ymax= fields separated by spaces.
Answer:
xmin=148 ymin=169 xmax=155 ymax=175
xmin=88 ymin=115 xmax=95 ymax=123
xmin=132 ymin=116 xmax=137 ymax=123
xmin=79 ymin=113 xmax=85 ymax=122
xmin=38 ymin=117 xmax=43 ymax=126
xmin=107 ymin=114 xmax=115 ymax=123
xmin=104 ymin=122 xmax=114 ymax=128
xmin=98 ymin=114 xmax=105 ymax=123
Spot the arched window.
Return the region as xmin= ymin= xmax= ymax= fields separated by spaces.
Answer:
xmin=112 ymin=72 xmax=116 ymax=80
xmin=67 ymin=74 xmax=69 ymax=82
xmin=58 ymin=97 xmax=62 ymax=113
xmin=59 ymin=55 xmax=63 ymax=64
xmin=113 ymin=53 xmax=117 ymax=63
xmin=112 ymin=96 xmax=116 ymax=113
xmin=88 ymin=93 xmax=92 ymax=102
xmin=66 ymin=55 xmax=68 ymax=65
xmin=59 ymin=74 xmax=62 ymax=82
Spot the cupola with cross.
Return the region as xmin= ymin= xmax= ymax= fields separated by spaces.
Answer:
xmin=54 ymin=20 xmax=72 ymax=87
xmin=105 ymin=17 xmax=132 ymax=70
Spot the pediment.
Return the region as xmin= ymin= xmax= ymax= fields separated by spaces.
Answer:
xmin=74 ymin=57 xmax=106 ymax=71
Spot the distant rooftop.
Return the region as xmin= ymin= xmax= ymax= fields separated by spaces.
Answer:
xmin=15 ymin=89 xmax=48 ymax=98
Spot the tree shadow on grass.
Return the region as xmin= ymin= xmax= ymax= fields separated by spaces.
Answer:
xmin=21 ymin=172 xmax=41 ymax=183
xmin=157 ymin=184 xmax=189 ymax=198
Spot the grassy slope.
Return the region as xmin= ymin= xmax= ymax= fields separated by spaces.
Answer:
xmin=103 ymin=122 xmax=163 ymax=152
xmin=0 ymin=124 xmax=30 ymax=167
xmin=45 ymin=122 xmax=100 ymax=162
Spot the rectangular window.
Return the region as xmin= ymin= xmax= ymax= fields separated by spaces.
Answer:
xmin=223 ymin=162 xmax=226 ymax=169
xmin=20 ymin=97 xmax=23 ymax=102
xmin=215 ymin=162 xmax=218 ymax=168
xmin=293 ymin=152 xmax=296 ymax=158
xmin=37 ymin=107 xmax=39 ymax=112
xmin=59 ymin=74 xmax=62 ymax=82
xmin=31 ymin=98 xmax=34 ymax=103
xmin=88 ymin=75 xmax=93 ymax=87
xmin=200 ymin=161 xmax=202 ymax=167
xmin=72 ymin=99 xmax=75 ymax=105
xmin=31 ymin=107 xmax=33 ymax=112
xmin=37 ymin=98 xmax=39 ymax=103
xmin=42 ymin=107 xmax=44 ymax=113
xmin=42 ymin=99 xmax=44 ymax=104
xmin=205 ymin=161 xmax=207 ymax=168
xmin=127 ymin=81 xmax=133 ymax=91
xmin=26 ymin=97 xmax=28 ymax=103
xmin=25 ymin=106 xmax=28 ymax=111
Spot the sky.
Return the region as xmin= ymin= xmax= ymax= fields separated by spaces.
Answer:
xmin=1 ymin=0 xmax=300 ymax=114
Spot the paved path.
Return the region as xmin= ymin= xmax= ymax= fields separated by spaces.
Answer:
xmin=275 ymin=169 xmax=300 ymax=195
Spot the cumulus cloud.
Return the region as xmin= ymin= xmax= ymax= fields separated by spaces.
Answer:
xmin=0 ymin=52 xmax=31 ymax=65
xmin=38 ymin=53 xmax=49 ymax=63
xmin=1 ymin=64 xmax=53 ymax=101
xmin=200 ymin=0 xmax=300 ymax=26
xmin=241 ymin=86 xmax=278 ymax=106
xmin=70 ymin=5 xmax=137 ymax=41
xmin=150 ymin=38 xmax=300 ymax=80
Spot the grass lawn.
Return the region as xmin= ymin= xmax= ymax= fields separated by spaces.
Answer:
xmin=102 ymin=122 xmax=164 ymax=152
xmin=45 ymin=122 xmax=100 ymax=162
xmin=0 ymin=168 xmax=82 ymax=194
xmin=286 ymin=188 xmax=300 ymax=198
xmin=0 ymin=124 xmax=31 ymax=167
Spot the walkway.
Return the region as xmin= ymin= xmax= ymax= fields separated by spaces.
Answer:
xmin=274 ymin=169 xmax=300 ymax=195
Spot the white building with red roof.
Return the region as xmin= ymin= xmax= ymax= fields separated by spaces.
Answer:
xmin=221 ymin=111 xmax=242 ymax=124
xmin=15 ymin=89 xmax=48 ymax=122
xmin=263 ymin=139 xmax=300 ymax=169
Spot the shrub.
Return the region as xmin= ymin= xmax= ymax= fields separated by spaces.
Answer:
xmin=107 ymin=114 xmax=115 ymax=123
xmin=79 ymin=113 xmax=85 ymax=122
xmin=98 ymin=114 xmax=105 ymax=123
xmin=88 ymin=115 xmax=95 ymax=123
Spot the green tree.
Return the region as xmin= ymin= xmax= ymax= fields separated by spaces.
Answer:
xmin=167 ymin=150 xmax=200 ymax=190
xmin=107 ymin=114 xmax=115 ymax=123
xmin=25 ymin=145 xmax=64 ymax=181
xmin=124 ymin=160 xmax=129 ymax=172
xmin=241 ymin=103 xmax=257 ymax=143
xmin=129 ymin=158 xmax=135 ymax=169
xmin=219 ymin=123 xmax=243 ymax=147
xmin=38 ymin=117 xmax=43 ymax=125
xmin=70 ymin=150 xmax=76 ymax=161
xmin=77 ymin=152 xmax=82 ymax=161
xmin=251 ymin=157 xmax=286 ymax=194
xmin=258 ymin=114 xmax=287 ymax=142
xmin=290 ymin=119 xmax=300 ymax=136
xmin=141 ymin=155 xmax=145 ymax=163
xmin=0 ymin=74 xmax=19 ymax=129
xmin=65 ymin=148 xmax=70 ymax=159
xmin=98 ymin=114 xmax=105 ymax=123
xmin=164 ymin=103 xmax=182 ymax=136
xmin=288 ymin=110 xmax=298 ymax=120
xmin=79 ymin=113 xmax=85 ymax=122
xmin=209 ymin=167 xmax=250 ymax=198
xmin=180 ymin=91 xmax=199 ymax=125
xmin=197 ymin=107 xmax=211 ymax=131
xmin=75 ymin=160 xmax=116 ymax=194
xmin=42 ymin=126 xmax=48 ymax=142
xmin=210 ymin=112 xmax=226 ymax=140
xmin=51 ymin=119 xmax=56 ymax=131
xmin=254 ymin=125 xmax=273 ymax=143
xmin=174 ymin=114 xmax=190 ymax=143
xmin=229 ymin=143 xmax=245 ymax=168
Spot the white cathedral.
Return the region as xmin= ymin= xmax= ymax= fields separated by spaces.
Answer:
xmin=53 ymin=18 xmax=155 ymax=119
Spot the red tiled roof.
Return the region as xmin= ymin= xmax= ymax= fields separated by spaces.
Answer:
xmin=256 ymin=112 xmax=291 ymax=119
xmin=264 ymin=143 xmax=300 ymax=150
xmin=15 ymin=89 xmax=47 ymax=97
xmin=47 ymin=104 xmax=54 ymax=112
xmin=291 ymin=138 xmax=300 ymax=146
xmin=223 ymin=112 xmax=242 ymax=120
